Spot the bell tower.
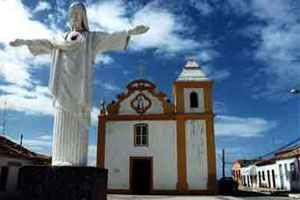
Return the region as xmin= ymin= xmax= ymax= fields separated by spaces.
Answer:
xmin=173 ymin=58 xmax=213 ymax=114
xmin=172 ymin=58 xmax=217 ymax=194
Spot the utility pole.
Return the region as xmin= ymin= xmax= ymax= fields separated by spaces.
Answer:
xmin=2 ymin=101 xmax=7 ymax=136
xmin=222 ymin=148 xmax=225 ymax=178
xmin=20 ymin=134 xmax=23 ymax=146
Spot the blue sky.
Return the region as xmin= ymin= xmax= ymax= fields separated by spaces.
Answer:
xmin=0 ymin=0 xmax=299 ymax=177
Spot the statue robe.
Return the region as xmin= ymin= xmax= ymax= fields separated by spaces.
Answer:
xmin=26 ymin=31 xmax=129 ymax=166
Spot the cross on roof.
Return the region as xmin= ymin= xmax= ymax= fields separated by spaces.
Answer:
xmin=136 ymin=64 xmax=147 ymax=77
xmin=186 ymin=52 xmax=195 ymax=62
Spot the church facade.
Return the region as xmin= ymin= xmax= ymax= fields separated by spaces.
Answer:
xmin=97 ymin=60 xmax=217 ymax=194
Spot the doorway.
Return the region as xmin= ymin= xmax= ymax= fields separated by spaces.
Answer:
xmin=130 ymin=157 xmax=152 ymax=194
xmin=272 ymin=169 xmax=276 ymax=188
xmin=267 ymin=170 xmax=271 ymax=188
xmin=0 ymin=167 xmax=9 ymax=191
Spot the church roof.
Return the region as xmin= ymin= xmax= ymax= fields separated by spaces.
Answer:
xmin=177 ymin=59 xmax=209 ymax=82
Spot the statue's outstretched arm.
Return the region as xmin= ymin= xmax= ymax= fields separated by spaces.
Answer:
xmin=9 ymin=39 xmax=28 ymax=47
xmin=9 ymin=39 xmax=54 ymax=56
xmin=128 ymin=25 xmax=149 ymax=36
xmin=92 ymin=25 xmax=149 ymax=53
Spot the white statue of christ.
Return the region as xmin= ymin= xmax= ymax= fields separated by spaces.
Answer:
xmin=10 ymin=2 xmax=149 ymax=166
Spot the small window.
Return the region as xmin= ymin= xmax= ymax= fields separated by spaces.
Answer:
xmin=262 ymin=171 xmax=265 ymax=181
xmin=284 ymin=163 xmax=289 ymax=180
xmin=134 ymin=124 xmax=148 ymax=147
xmin=190 ymin=92 xmax=198 ymax=108
xmin=290 ymin=163 xmax=296 ymax=181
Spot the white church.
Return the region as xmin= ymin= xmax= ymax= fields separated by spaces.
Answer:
xmin=96 ymin=59 xmax=217 ymax=195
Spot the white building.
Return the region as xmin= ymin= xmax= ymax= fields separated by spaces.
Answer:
xmin=256 ymin=159 xmax=277 ymax=189
xmin=238 ymin=145 xmax=300 ymax=192
xmin=275 ymin=146 xmax=300 ymax=191
xmin=96 ymin=60 xmax=217 ymax=194
xmin=0 ymin=135 xmax=50 ymax=192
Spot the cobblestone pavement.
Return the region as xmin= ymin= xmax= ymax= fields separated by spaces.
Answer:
xmin=108 ymin=195 xmax=293 ymax=200
xmin=0 ymin=194 xmax=293 ymax=200
xmin=243 ymin=197 xmax=292 ymax=200
xmin=108 ymin=195 xmax=242 ymax=200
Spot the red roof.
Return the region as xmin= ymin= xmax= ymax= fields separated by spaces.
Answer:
xmin=275 ymin=144 xmax=300 ymax=157
xmin=254 ymin=158 xmax=277 ymax=166
xmin=0 ymin=135 xmax=51 ymax=164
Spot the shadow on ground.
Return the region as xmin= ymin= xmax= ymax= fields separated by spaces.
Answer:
xmin=233 ymin=190 xmax=269 ymax=197
xmin=226 ymin=189 xmax=290 ymax=198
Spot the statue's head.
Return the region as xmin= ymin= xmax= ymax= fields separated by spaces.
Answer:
xmin=68 ymin=2 xmax=89 ymax=32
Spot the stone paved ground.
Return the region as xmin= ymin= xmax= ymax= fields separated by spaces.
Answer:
xmin=107 ymin=195 xmax=293 ymax=200
xmin=108 ymin=195 xmax=242 ymax=200
xmin=0 ymin=191 xmax=295 ymax=200
xmin=0 ymin=194 xmax=293 ymax=200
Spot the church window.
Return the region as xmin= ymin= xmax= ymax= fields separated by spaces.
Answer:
xmin=134 ymin=124 xmax=148 ymax=147
xmin=190 ymin=92 xmax=198 ymax=108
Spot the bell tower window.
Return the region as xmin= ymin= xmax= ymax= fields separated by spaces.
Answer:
xmin=190 ymin=92 xmax=198 ymax=108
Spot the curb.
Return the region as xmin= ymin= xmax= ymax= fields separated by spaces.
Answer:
xmin=289 ymin=194 xmax=300 ymax=199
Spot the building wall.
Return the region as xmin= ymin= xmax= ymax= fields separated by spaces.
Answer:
xmin=232 ymin=162 xmax=242 ymax=186
xmin=240 ymin=157 xmax=300 ymax=192
xmin=257 ymin=164 xmax=277 ymax=188
xmin=183 ymin=88 xmax=204 ymax=113
xmin=276 ymin=158 xmax=300 ymax=191
xmin=118 ymin=90 xmax=163 ymax=115
xmin=241 ymin=166 xmax=250 ymax=187
xmin=105 ymin=120 xmax=177 ymax=190
xmin=241 ymin=165 xmax=259 ymax=188
xmin=0 ymin=157 xmax=33 ymax=191
xmin=185 ymin=120 xmax=207 ymax=190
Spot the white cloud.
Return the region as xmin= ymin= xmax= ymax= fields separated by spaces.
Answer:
xmin=11 ymin=134 xmax=98 ymax=166
xmin=88 ymin=1 xmax=130 ymax=32
xmin=95 ymin=54 xmax=114 ymax=65
xmin=211 ymin=69 xmax=230 ymax=81
xmin=131 ymin=5 xmax=200 ymax=52
xmin=0 ymin=48 xmax=31 ymax=87
xmin=194 ymin=44 xmax=230 ymax=81
xmin=123 ymin=70 xmax=133 ymax=75
xmin=215 ymin=115 xmax=276 ymax=137
xmin=0 ymin=0 xmax=57 ymax=88
xmin=0 ymin=85 xmax=54 ymax=116
xmin=0 ymin=0 xmax=54 ymax=43
xmin=33 ymin=2 xmax=52 ymax=13
xmin=241 ymin=0 xmax=300 ymax=100
xmin=87 ymin=0 xmax=200 ymax=52
xmin=191 ymin=0 xmax=300 ymax=99
xmin=190 ymin=0 xmax=213 ymax=16
xmin=91 ymin=107 xmax=100 ymax=126
xmin=22 ymin=135 xmax=52 ymax=155
xmin=0 ymin=0 xmax=58 ymax=116
xmin=103 ymin=83 xmax=121 ymax=92
xmin=213 ymin=101 xmax=228 ymax=114
xmin=88 ymin=145 xmax=97 ymax=166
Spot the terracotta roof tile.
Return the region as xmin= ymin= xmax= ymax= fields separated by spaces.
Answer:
xmin=0 ymin=135 xmax=50 ymax=164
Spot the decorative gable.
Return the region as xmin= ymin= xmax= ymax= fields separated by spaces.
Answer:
xmin=131 ymin=93 xmax=152 ymax=114
xmin=106 ymin=79 xmax=175 ymax=115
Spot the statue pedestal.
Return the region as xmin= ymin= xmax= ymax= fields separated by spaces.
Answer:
xmin=18 ymin=166 xmax=108 ymax=200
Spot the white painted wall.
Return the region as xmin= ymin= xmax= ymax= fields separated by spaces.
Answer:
xmin=118 ymin=90 xmax=164 ymax=115
xmin=256 ymin=164 xmax=277 ymax=188
xmin=185 ymin=120 xmax=208 ymax=190
xmin=240 ymin=157 xmax=300 ymax=191
xmin=241 ymin=166 xmax=250 ymax=187
xmin=184 ymin=88 xmax=204 ymax=113
xmin=276 ymin=158 xmax=300 ymax=191
xmin=105 ymin=120 xmax=177 ymax=190
xmin=0 ymin=157 xmax=33 ymax=191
